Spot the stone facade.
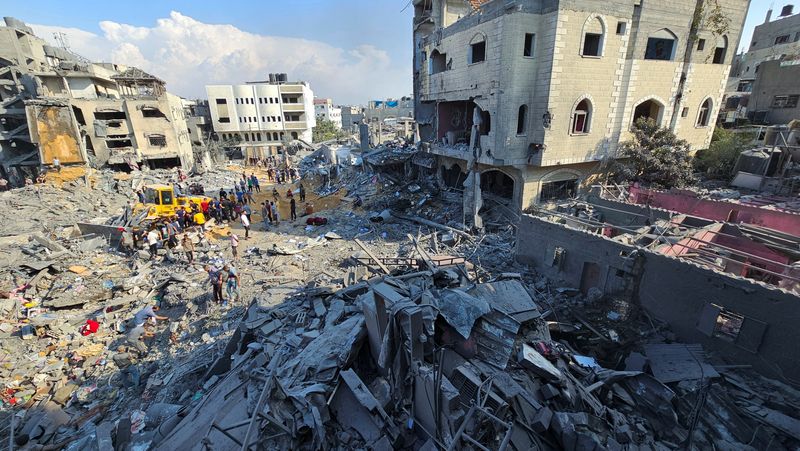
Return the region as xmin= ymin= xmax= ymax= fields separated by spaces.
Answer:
xmin=413 ymin=0 xmax=749 ymax=220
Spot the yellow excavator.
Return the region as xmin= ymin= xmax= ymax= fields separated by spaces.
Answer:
xmin=134 ymin=184 xmax=211 ymax=220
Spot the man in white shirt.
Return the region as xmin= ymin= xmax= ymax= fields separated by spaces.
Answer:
xmin=241 ymin=212 xmax=251 ymax=239
xmin=147 ymin=228 xmax=160 ymax=260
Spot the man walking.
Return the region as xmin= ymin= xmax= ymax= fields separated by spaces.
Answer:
xmin=147 ymin=227 xmax=160 ymax=260
xmin=240 ymin=211 xmax=251 ymax=239
xmin=290 ymin=197 xmax=297 ymax=221
xmin=228 ymin=231 xmax=240 ymax=260
xmin=223 ymin=264 xmax=239 ymax=304
xmin=205 ymin=265 xmax=223 ymax=304
xmin=182 ymin=234 xmax=194 ymax=265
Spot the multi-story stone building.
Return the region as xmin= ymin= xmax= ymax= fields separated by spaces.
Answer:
xmin=314 ymin=98 xmax=343 ymax=129
xmin=0 ymin=17 xmax=194 ymax=182
xmin=206 ymin=74 xmax=316 ymax=159
xmin=723 ymin=5 xmax=800 ymax=124
xmin=412 ymin=0 xmax=749 ymax=225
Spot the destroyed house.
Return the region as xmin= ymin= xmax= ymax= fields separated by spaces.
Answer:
xmin=516 ymin=192 xmax=800 ymax=381
xmin=412 ymin=0 xmax=749 ymax=226
xmin=0 ymin=17 xmax=193 ymax=183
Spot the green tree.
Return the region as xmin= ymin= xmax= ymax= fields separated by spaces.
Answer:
xmin=312 ymin=118 xmax=348 ymax=143
xmin=611 ymin=117 xmax=696 ymax=189
xmin=694 ymin=128 xmax=753 ymax=180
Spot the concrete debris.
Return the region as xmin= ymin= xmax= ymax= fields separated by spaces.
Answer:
xmin=0 ymin=152 xmax=797 ymax=451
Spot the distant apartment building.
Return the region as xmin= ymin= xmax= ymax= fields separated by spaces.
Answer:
xmin=206 ymin=74 xmax=316 ymax=159
xmin=314 ymin=98 xmax=342 ymax=129
xmin=0 ymin=17 xmax=194 ymax=182
xmin=412 ymin=0 xmax=748 ymax=225
xmin=723 ymin=5 xmax=800 ymax=124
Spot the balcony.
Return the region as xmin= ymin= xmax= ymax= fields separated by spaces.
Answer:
xmin=284 ymin=121 xmax=307 ymax=130
xmin=282 ymin=103 xmax=305 ymax=112
xmin=279 ymin=85 xmax=303 ymax=94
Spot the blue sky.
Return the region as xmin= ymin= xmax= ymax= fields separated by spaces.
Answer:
xmin=2 ymin=0 xmax=777 ymax=103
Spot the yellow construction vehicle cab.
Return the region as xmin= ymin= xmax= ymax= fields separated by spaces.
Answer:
xmin=135 ymin=184 xmax=211 ymax=219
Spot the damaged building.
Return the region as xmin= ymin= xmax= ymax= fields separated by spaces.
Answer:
xmin=516 ymin=186 xmax=800 ymax=381
xmin=412 ymin=0 xmax=749 ymax=226
xmin=0 ymin=17 xmax=193 ymax=183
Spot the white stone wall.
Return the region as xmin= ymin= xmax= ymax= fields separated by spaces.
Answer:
xmin=206 ymin=82 xmax=315 ymax=142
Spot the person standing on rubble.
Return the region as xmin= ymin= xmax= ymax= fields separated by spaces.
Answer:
xmin=223 ymin=264 xmax=239 ymax=305
xmin=299 ymin=183 xmax=306 ymax=202
xmin=228 ymin=231 xmax=240 ymax=260
xmin=247 ymin=175 xmax=253 ymax=193
xmin=147 ymin=227 xmax=160 ymax=260
xmin=193 ymin=208 xmax=206 ymax=232
xmin=243 ymin=202 xmax=252 ymax=221
xmin=271 ymin=201 xmax=280 ymax=225
xmin=112 ymin=345 xmax=140 ymax=389
xmin=272 ymin=187 xmax=280 ymax=201
xmin=251 ymin=173 xmax=260 ymax=193
xmin=53 ymin=157 xmax=61 ymax=173
xmin=290 ymin=197 xmax=297 ymax=221
xmin=261 ymin=202 xmax=270 ymax=229
xmin=240 ymin=210 xmax=251 ymax=240
xmin=267 ymin=201 xmax=274 ymax=224
xmin=176 ymin=207 xmax=186 ymax=229
xmin=204 ymin=265 xmax=223 ymax=304
xmin=182 ymin=234 xmax=194 ymax=265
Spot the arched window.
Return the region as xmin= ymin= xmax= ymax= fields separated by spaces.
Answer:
xmin=632 ymin=97 xmax=665 ymax=125
xmin=430 ymin=49 xmax=447 ymax=74
xmin=517 ymin=105 xmax=527 ymax=134
xmin=713 ymin=35 xmax=728 ymax=64
xmin=581 ymin=16 xmax=605 ymax=57
xmin=571 ymin=99 xmax=592 ymax=134
xmin=645 ymin=29 xmax=678 ymax=61
xmin=468 ymin=33 xmax=487 ymax=64
xmin=697 ymin=98 xmax=712 ymax=126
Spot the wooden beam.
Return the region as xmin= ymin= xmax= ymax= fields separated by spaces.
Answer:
xmin=354 ymin=238 xmax=390 ymax=274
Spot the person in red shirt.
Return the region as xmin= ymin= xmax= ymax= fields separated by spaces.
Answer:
xmin=200 ymin=199 xmax=210 ymax=216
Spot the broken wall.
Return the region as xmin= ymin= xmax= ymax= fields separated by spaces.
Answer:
xmin=25 ymin=103 xmax=84 ymax=164
xmin=516 ymin=214 xmax=800 ymax=381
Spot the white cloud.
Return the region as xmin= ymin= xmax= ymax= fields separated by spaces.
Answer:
xmin=30 ymin=11 xmax=410 ymax=105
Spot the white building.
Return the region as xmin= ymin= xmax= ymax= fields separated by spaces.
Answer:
xmin=314 ymin=98 xmax=342 ymax=129
xmin=206 ymin=74 xmax=316 ymax=158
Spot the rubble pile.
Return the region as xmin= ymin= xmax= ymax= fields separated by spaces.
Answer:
xmin=146 ymin=264 xmax=800 ymax=450
xmin=0 ymin=157 xmax=798 ymax=450
xmin=0 ymin=171 xmax=130 ymax=237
